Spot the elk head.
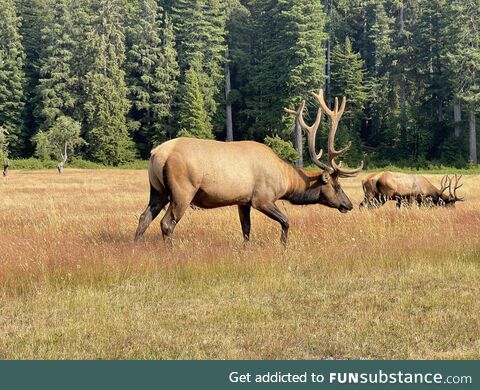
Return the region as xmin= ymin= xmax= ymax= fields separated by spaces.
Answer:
xmin=438 ymin=174 xmax=464 ymax=207
xmin=284 ymin=89 xmax=364 ymax=213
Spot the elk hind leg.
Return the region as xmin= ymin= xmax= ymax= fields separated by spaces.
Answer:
xmin=134 ymin=185 xmax=169 ymax=242
xmin=160 ymin=195 xmax=194 ymax=248
xmin=238 ymin=205 xmax=251 ymax=243
xmin=254 ymin=202 xmax=289 ymax=245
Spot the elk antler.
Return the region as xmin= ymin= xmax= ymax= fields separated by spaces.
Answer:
xmin=439 ymin=175 xmax=451 ymax=196
xmin=449 ymin=174 xmax=464 ymax=201
xmin=284 ymin=100 xmax=331 ymax=172
xmin=313 ymin=89 xmax=364 ymax=177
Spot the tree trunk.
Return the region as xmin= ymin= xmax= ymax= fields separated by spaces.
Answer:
xmin=454 ymin=102 xmax=462 ymax=137
xmin=57 ymin=142 xmax=68 ymax=174
xmin=225 ymin=48 xmax=233 ymax=142
xmin=437 ymin=99 xmax=444 ymax=123
xmin=469 ymin=111 xmax=477 ymax=164
xmin=3 ymin=161 xmax=9 ymax=177
xmin=294 ymin=120 xmax=303 ymax=168
xmin=399 ymin=3 xmax=407 ymax=145
xmin=57 ymin=162 xmax=64 ymax=174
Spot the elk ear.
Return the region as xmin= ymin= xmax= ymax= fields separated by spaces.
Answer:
xmin=320 ymin=171 xmax=330 ymax=184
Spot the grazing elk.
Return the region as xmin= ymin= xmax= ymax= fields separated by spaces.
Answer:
xmin=359 ymin=171 xmax=464 ymax=209
xmin=134 ymin=89 xmax=363 ymax=246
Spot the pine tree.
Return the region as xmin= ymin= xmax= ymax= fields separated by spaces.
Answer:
xmin=168 ymin=0 xmax=227 ymax=126
xmin=177 ymin=57 xmax=213 ymax=139
xmin=83 ymin=0 xmax=135 ymax=165
xmin=15 ymin=0 xmax=51 ymax=156
xmin=125 ymin=1 xmax=179 ymax=156
xmin=224 ymin=0 xmax=253 ymax=141
xmin=329 ymin=37 xmax=369 ymax=162
xmin=0 ymin=0 xmax=26 ymax=157
xmin=331 ymin=37 xmax=369 ymax=126
xmin=35 ymin=0 xmax=77 ymax=129
xmin=366 ymin=0 xmax=397 ymax=152
xmin=157 ymin=12 xmax=180 ymax=140
xmin=248 ymin=0 xmax=327 ymax=165
xmin=445 ymin=0 xmax=480 ymax=164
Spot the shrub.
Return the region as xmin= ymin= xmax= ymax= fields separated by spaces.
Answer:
xmin=264 ymin=135 xmax=300 ymax=164
xmin=10 ymin=158 xmax=57 ymax=170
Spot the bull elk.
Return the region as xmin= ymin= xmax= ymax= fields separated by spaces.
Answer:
xmin=359 ymin=172 xmax=464 ymax=208
xmin=134 ymin=89 xmax=363 ymax=246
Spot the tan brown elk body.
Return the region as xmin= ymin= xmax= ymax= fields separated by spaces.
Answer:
xmin=134 ymin=89 xmax=363 ymax=245
xmin=360 ymin=171 xmax=464 ymax=208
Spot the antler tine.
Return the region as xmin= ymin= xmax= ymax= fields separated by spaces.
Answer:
xmin=439 ymin=174 xmax=450 ymax=195
xmin=284 ymin=101 xmax=330 ymax=171
xmin=330 ymin=159 xmax=365 ymax=177
xmin=313 ymin=90 xmax=350 ymax=158
xmin=313 ymin=89 xmax=363 ymax=177
xmin=453 ymin=174 xmax=465 ymax=201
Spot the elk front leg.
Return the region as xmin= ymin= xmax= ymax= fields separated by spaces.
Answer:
xmin=238 ymin=205 xmax=251 ymax=242
xmin=254 ymin=202 xmax=289 ymax=245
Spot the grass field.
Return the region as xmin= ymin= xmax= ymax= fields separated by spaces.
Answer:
xmin=0 ymin=169 xmax=479 ymax=359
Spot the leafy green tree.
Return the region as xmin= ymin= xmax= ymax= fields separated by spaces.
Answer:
xmin=82 ymin=0 xmax=135 ymax=165
xmin=177 ymin=57 xmax=213 ymax=139
xmin=33 ymin=115 xmax=85 ymax=172
xmin=0 ymin=0 xmax=26 ymax=157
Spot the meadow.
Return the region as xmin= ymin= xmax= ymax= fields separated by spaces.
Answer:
xmin=0 ymin=169 xmax=479 ymax=359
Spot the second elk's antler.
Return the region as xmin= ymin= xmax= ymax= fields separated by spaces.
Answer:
xmin=449 ymin=174 xmax=464 ymax=202
xmin=284 ymin=89 xmax=364 ymax=177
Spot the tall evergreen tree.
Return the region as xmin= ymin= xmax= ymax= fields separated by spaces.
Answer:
xmin=126 ymin=1 xmax=179 ymax=156
xmin=168 ymin=0 xmax=227 ymax=128
xmin=331 ymin=37 xmax=369 ymax=124
xmin=15 ymin=0 xmax=51 ymax=156
xmin=35 ymin=0 xmax=77 ymax=129
xmin=224 ymin=1 xmax=253 ymax=140
xmin=83 ymin=0 xmax=135 ymax=165
xmin=177 ymin=56 xmax=214 ymax=139
xmin=330 ymin=37 xmax=369 ymax=161
xmin=445 ymin=0 xmax=480 ymax=164
xmin=158 ymin=12 xmax=180 ymax=140
xmin=0 ymin=0 xmax=26 ymax=157
xmin=248 ymin=0 xmax=327 ymax=166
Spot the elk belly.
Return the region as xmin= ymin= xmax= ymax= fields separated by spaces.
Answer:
xmin=191 ymin=188 xmax=251 ymax=209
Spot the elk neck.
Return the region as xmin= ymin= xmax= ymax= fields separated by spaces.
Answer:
xmin=281 ymin=166 xmax=324 ymax=205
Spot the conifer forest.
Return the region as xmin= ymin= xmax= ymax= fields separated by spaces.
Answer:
xmin=0 ymin=0 xmax=479 ymax=168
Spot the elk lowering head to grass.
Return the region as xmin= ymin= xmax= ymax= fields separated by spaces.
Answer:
xmin=134 ymin=89 xmax=363 ymax=246
xmin=360 ymin=172 xmax=464 ymax=209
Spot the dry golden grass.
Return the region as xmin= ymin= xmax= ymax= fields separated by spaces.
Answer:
xmin=0 ymin=169 xmax=479 ymax=360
